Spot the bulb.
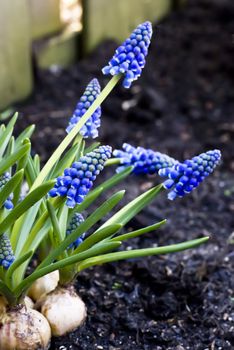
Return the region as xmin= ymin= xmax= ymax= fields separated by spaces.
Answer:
xmin=0 ymin=302 xmax=51 ymax=350
xmin=28 ymin=270 xmax=59 ymax=301
xmin=38 ymin=286 xmax=86 ymax=336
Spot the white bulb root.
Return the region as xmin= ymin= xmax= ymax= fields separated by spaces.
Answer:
xmin=38 ymin=286 xmax=87 ymax=336
xmin=28 ymin=270 xmax=59 ymax=301
xmin=0 ymin=305 xmax=51 ymax=350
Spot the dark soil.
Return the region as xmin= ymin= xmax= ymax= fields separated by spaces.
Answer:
xmin=15 ymin=0 xmax=234 ymax=349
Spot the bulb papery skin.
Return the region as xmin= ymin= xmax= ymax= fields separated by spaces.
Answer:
xmin=0 ymin=304 xmax=51 ymax=350
xmin=38 ymin=286 xmax=86 ymax=336
xmin=28 ymin=270 xmax=59 ymax=301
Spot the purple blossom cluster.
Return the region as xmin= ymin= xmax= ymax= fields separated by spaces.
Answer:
xmin=102 ymin=22 xmax=153 ymax=88
xmin=49 ymin=145 xmax=112 ymax=208
xmin=66 ymin=78 xmax=101 ymax=138
xmin=158 ymin=150 xmax=221 ymax=200
xmin=113 ymin=143 xmax=178 ymax=175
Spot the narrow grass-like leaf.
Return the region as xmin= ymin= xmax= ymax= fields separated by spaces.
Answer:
xmin=0 ymin=170 xmax=24 ymax=209
xmin=68 ymin=167 xmax=132 ymax=221
xmin=46 ymin=200 xmax=65 ymax=250
xmin=0 ymin=180 xmax=55 ymax=235
xmin=5 ymin=251 xmax=33 ymax=289
xmin=111 ymin=220 xmax=167 ymax=242
xmin=73 ymin=224 xmax=122 ymax=254
xmin=97 ymin=184 xmax=163 ymax=231
xmin=50 ymin=136 xmax=82 ymax=179
xmin=77 ymin=237 xmax=210 ymax=271
xmin=38 ymin=190 xmax=125 ymax=268
xmin=0 ymin=280 xmax=16 ymax=305
xmin=15 ymin=241 xmax=121 ymax=298
xmin=0 ymin=143 xmax=30 ymax=177
xmin=84 ymin=142 xmax=100 ymax=154
xmin=0 ymin=113 xmax=18 ymax=158
xmin=15 ymin=124 xmax=35 ymax=147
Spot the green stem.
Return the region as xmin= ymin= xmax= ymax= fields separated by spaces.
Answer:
xmin=105 ymin=158 xmax=121 ymax=166
xmin=31 ymin=74 xmax=122 ymax=190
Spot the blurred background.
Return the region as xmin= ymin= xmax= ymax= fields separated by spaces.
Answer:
xmin=0 ymin=1 xmax=233 ymax=349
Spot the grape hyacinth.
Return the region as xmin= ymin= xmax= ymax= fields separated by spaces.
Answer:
xmin=66 ymin=213 xmax=86 ymax=249
xmin=49 ymin=145 xmax=112 ymax=208
xmin=158 ymin=150 xmax=221 ymax=200
xmin=0 ymin=234 xmax=15 ymax=269
xmin=102 ymin=22 xmax=153 ymax=88
xmin=0 ymin=173 xmax=14 ymax=210
xmin=66 ymin=78 xmax=101 ymax=138
xmin=113 ymin=143 xmax=178 ymax=175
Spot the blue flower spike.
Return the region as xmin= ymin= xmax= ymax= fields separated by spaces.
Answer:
xmin=158 ymin=150 xmax=221 ymax=200
xmin=0 ymin=233 xmax=15 ymax=269
xmin=102 ymin=21 xmax=153 ymax=88
xmin=113 ymin=143 xmax=178 ymax=175
xmin=66 ymin=213 xmax=86 ymax=249
xmin=0 ymin=173 xmax=14 ymax=210
xmin=66 ymin=78 xmax=102 ymax=138
xmin=49 ymin=145 xmax=112 ymax=208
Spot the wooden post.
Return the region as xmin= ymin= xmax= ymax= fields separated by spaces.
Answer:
xmin=0 ymin=0 xmax=32 ymax=110
xmin=29 ymin=0 xmax=64 ymax=39
xmin=83 ymin=0 xmax=172 ymax=53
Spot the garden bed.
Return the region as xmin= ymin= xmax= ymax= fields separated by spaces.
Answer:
xmin=15 ymin=0 xmax=234 ymax=349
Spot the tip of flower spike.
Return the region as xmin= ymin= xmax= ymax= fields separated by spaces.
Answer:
xmin=66 ymin=78 xmax=102 ymax=138
xmin=102 ymin=21 xmax=153 ymax=88
xmin=159 ymin=149 xmax=222 ymax=200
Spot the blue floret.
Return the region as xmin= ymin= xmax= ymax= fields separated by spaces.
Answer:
xmin=158 ymin=150 xmax=221 ymax=200
xmin=102 ymin=22 xmax=153 ymax=88
xmin=0 ymin=173 xmax=14 ymax=210
xmin=66 ymin=78 xmax=101 ymax=138
xmin=0 ymin=233 xmax=15 ymax=269
xmin=49 ymin=145 xmax=112 ymax=208
xmin=66 ymin=213 xmax=86 ymax=249
xmin=113 ymin=143 xmax=178 ymax=175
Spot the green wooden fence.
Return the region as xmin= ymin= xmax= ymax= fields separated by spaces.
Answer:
xmin=0 ymin=0 xmax=184 ymax=110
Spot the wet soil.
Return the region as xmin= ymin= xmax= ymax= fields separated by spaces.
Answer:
xmin=15 ymin=0 xmax=234 ymax=349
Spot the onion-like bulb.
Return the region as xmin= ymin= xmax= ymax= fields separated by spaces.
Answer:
xmin=28 ymin=270 xmax=59 ymax=301
xmin=38 ymin=286 xmax=86 ymax=336
xmin=0 ymin=303 xmax=51 ymax=350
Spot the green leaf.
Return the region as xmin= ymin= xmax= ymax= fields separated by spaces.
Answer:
xmin=97 ymin=184 xmax=163 ymax=231
xmin=68 ymin=186 xmax=104 ymax=221
xmin=84 ymin=142 xmax=100 ymax=154
xmin=77 ymin=237 xmax=210 ymax=271
xmin=5 ymin=251 xmax=33 ymax=289
xmin=0 ymin=180 xmax=55 ymax=235
xmin=38 ymin=190 xmax=125 ymax=268
xmin=0 ymin=113 xmax=18 ymax=158
xmin=33 ymin=154 xmax=40 ymax=174
xmin=0 ymin=143 xmax=30 ymax=177
xmin=15 ymin=124 xmax=35 ymax=147
xmin=0 ymin=170 xmax=24 ymax=209
xmin=14 ymin=241 xmax=121 ymax=298
xmin=50 ymin=136 xmax=82 ymax=179
xmin=20 ymin=197 xmax=64 ymax=255
xmin=0 ymin=280 xmax=16 ymax=305
xmin=46 ymin=200 xmax=66 ymax=252
xmin=73 ymin=224 xmax=122 ymax=254
xmin=13 ymin=140 xmax=31 ymax=205
xmin=111 ymin=219 xmax=167 ymax=242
